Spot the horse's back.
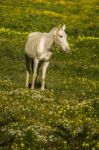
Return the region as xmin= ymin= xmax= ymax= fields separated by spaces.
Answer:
xmin=28 ymin=32 xmax=42 ymax=38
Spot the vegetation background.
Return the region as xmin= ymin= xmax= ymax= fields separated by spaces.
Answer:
xmin=0 ymin=0 xmax=99 ymax=149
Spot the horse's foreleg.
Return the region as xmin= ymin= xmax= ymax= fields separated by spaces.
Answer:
xmin=41 ymin=61 xmax=49 ymax=90
xmin=31 ymin=59 xmax=39 ymax=89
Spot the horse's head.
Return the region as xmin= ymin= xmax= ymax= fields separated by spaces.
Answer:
xmin=53 ymin=25 xmax=70 ymax=53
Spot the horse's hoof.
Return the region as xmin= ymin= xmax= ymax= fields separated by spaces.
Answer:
xmin=29 ymin=83 xmax=32 ymax=88
xmin=41 ymin=87 xmax=45 ymax=91
xmin=31 ymin=87 xmax=35 ymax=90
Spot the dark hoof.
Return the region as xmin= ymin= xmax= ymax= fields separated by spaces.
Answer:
xmin=36 ymin=81 xmax=41 ymax=88
xmin=29 ymin=83 xmax=32 ymax=88
xmin=28 ymin=82 xmax=47 ymax=89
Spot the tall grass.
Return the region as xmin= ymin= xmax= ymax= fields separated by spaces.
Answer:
xmin=0 ymin=0 xmax=99 ymax=149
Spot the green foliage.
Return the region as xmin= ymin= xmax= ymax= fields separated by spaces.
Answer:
xmin=0 ymin=0 xmax=99 ymax=149
xmin=0 ymin=0 xmax=99 ymax=36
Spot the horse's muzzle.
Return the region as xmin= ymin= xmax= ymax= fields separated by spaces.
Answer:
xmin=64 ymin=47 xmax=70 ymax=53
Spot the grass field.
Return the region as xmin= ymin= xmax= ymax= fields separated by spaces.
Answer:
xmin=0 ymin=0 xmax=99 ymax=149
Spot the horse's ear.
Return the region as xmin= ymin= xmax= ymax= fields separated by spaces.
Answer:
xmin=52 ymin=27 xmax=58 ymax=35
xmin=62 ymin=24 xmax=66 ymax=30
xmin=57 ymin=24 xmax=62 ymax=31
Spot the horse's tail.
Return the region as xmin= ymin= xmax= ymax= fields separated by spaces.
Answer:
xmin=25 ymin=53 xmax=34 ymax=73
xmin=31 ymin=59 xmax=34 ymax=73
xmin=25 ymin=54 xmax=31 ymax=73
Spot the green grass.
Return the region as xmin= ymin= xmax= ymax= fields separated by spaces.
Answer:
xmin=0 ymin=0 xmax=99 ymax=149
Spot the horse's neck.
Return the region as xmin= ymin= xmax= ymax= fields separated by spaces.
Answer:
xmin=46 ymin=31 xmax=54 ymax=50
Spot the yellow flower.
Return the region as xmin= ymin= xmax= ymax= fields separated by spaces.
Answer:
xmin=21 ymin=143 xmax=25 ymax=148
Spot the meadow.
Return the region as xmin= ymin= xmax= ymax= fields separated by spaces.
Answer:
xmin=0 ymin=0 xmax=99 ymax=149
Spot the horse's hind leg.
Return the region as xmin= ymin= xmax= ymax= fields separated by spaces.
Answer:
xmin=25 ymin=54 xmax=31 ymax=88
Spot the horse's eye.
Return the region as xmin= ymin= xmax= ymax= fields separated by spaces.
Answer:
xmin=59 ymin=35 xmax=63 ymax=38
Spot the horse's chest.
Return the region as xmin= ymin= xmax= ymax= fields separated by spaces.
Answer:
xmin=39 ymin=51 xmax=52 ymax=61
xmin=37 ymin=36 xmax=53 ymax=61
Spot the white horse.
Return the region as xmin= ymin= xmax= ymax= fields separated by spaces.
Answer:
xmin=25 ymin=25 xmax=70 ymax=90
